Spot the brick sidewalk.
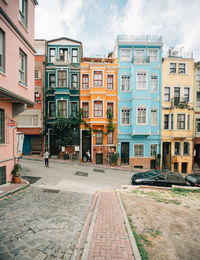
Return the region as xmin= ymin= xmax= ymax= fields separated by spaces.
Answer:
xmin=88 ymin=190 xmax=135 ymax=260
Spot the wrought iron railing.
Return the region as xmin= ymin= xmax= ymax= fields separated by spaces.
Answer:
xmin=132 ymin=56 xmax=150 ymax=63
xmin=117 ymin=35 xmax=162 ymax=43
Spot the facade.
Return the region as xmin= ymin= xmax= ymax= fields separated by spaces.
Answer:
xmin=17 ymin=40 xmax=46 ymax=156
xmin=45 ymin=37 xmax=82 ymax=155
xmin=0 ymin=0 xmax=37 ymax=184
xmin=80 ymin=57 xmax=118 ymax=164
xmin=161 ymin=52 xmax=194 ymax=174
xmin=114 ymin=35 xmax=162 ymax=168
xmin=193 ymin=62 xmax=200 ymax=162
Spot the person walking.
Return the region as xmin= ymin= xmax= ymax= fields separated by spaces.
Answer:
xmin=86 ymin=150 xmax=91 ymax=162
xmin=44 ymin=150 xmax=50 ymax=167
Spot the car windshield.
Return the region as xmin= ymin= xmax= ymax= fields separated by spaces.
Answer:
xmin=186 ymin=175 xmax=197 ymax=182
xmin=143 ymin=170 xmax=161 ymax=178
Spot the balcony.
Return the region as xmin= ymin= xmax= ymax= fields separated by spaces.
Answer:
xmin=171 ymin=97 xmax=189 ymax=108
xmin=132 ymin=56 xmax=150 ymax=64
xmin=54 ymin=54 xmax=70 ymax=65
xmin=117 ymin=35 xmax=162 ymax=43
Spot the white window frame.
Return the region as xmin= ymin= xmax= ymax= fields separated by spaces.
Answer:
xmin=107 ymin=131 xmax=114 ymax=145
xmin=56 ymin=99 xmax=68 ymax=118
xmin=120 ymin=48 xmax=131 ymax=62
xmin=196 ymin=68 xmax=200 ymax=81
xmin=148 ymin=48 xmax=159 ymax=62
xmin=49 ymin=48 xmax=56 ymax=63
xmin=136 ymin=71 xmax=148 ymax=90
xmin=48 ymin=101 xmax=55 ymax=118
xmin=71 ymin=73 xmax=79 ymax=89
xmin=106 ymin=73 xmax=115 ymax=90
xmin=151 ymin=74 xmax=158 ymax=92
xmin=58 ymin=47 xmax=69 ymax=62
xmin=183 ymin=87 xmax=191 ymax=103
xmin=134 ymin=144 xmax=144 ymax=158
xmin=19 ymin=0 xmax=27 ymax=28
xmin=81 ymin=73 xmax=90 ymax=90
xmin=121 ymin=74 xmax=130 ymax=92
xmin=92 ymin=70 xmax=104 ymax=88
xmin=163 ymin=114 xmax=174 ymax=130
xmin=71 ymin=101 xmax=79 ymax=117
xmin=177 ymin=114 xmax=186 ymax=130
xmin=150 ymin=144 xmax=158 ymax=157
xmin=151 ymin=108 xmax=157 ymax=126
xmin=57 ymin=70 xmax=67 ymax=87
xmin=183 ymin=142 xmax=190 ymax=156
xmin=93 ymin=100 xmax=104 ymax=118
xmin=136 ymin=106 xmax=147 ymax=125
xmin=17 ymin=115 xmax=39 ymax=127
xmin=81 ymin=101 xmax=90 ymax=118
xmin=120 ymin=108 xmax=130 ymax=126
xmin=0 ymin=29 xmax=5 ymax=73
xmin=178 ymin=63 xmax=186 ymax=74
xmin=134 ymin=49 xmax=145 ymax=63
xmin=106 ymin=101 xmax=115 ymax=118
xmin=164 ymin=87 xmax=170 ymax=102
xmin=48 ymin=73 xmax=56 ymax=89
xmin=19 ymin=49 xmax=27 ymax=86
xmin=169 ymin=62 xmax=176 ymax=74
xmin=72 ymin=48 xmax=78 ymax=63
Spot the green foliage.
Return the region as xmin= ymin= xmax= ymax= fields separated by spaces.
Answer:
xmin=171 ymin=187 xmax=200 ymax=194
xmin=11 ymin=163 xmax=21 ymax=177
xmin=106 ymin=108 xmax=115 ymax=134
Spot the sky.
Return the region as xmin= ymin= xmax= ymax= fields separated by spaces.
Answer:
xmin=35 ymin=0 xmax=200 ymax=60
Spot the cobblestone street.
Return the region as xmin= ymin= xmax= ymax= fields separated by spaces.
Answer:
xmin=0 ymin=187 xmax=93 ymax=260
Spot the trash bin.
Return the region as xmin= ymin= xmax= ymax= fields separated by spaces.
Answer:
xmin=64 ymin=153 xmax=69 ymax=160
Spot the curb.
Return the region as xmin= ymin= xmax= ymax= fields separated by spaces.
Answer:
xmin=0 ymin=179 xmax=30 ymax=199
xmin=81 ymin=192 xmax=101 ymax=260
xmin=117 ymin=191 xmax=141 ymax=260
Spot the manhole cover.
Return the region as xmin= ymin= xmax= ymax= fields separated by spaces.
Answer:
xmin=22 ymin=176 xmax=41 ymax=184
xmin=43 ymin=189 xmax=60 ymax=193
xmin=93 ymin=168 xmax=105 ymax=173
xmin=75 ymin=171 xmax=88 ymax=177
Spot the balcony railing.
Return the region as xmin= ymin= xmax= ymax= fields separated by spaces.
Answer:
xmin=132 ymin=56 xmax=150 ymax=64
xmin=117 ymin=35 xmax=162 ymax=43
xmin=55 ymin=54 xmax=70 ymax=63
xmin=171 ymin=97 xmax=189 ymax=107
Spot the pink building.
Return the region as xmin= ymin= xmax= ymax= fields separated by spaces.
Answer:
xmin=0 ymin=0 xmax=38 ymax=184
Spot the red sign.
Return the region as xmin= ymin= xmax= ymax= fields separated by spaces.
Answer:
xmin=8 ymin=122 xmax=16 ymax=127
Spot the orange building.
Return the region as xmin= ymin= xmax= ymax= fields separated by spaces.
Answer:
xmin=80 ymin=57 xmax=118 ymax=164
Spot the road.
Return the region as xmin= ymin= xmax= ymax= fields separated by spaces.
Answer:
xmin=0 ymin=159 xmax=134 ymax=260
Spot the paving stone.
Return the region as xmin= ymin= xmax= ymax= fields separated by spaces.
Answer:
xmin=0 ymin=251 xmax=12 ymax=260
xmin=0 ymin=246 xmax=5 ymax=253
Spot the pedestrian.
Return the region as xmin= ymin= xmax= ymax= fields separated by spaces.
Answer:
xmin=86 ymin=150 xmax=91 ymax=162
xmin=44 ymin=149 xmax=50 ymax=167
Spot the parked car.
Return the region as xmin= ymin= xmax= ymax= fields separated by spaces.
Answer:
xmin=131 ymin=170 xmax=186 ymax=187
xmin=185 ymin=174 xmax=200 ymax=187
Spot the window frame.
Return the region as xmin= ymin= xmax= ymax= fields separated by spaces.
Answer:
xmin=178 ymin=63 xmax=186 ymax=74
xmin=57 ymin=99 xmax=68 ymax=117
xmin=94 ymin=100 xmax=103 ymax=117
xmin=72 ymin=48 xmax=78 ymax=63
xmin=137 ymin=106 xmax=147 ymax=125
xmin=151 ymin=75 xmax=158 ymax=92
xmin=49 ymin=73 xmax=56 ymax=89
xmin=71 ymin=73 xmax=78 ymax=89
xmin=49 ymin=48 xmax=56 ymax=63
xmin=0 ymin=109 xmax=5 ymax=144
xmin=134 ymin=49 xmax=145 ymax=63
xmin=93 ymin=71 xmax=103 ymax=87
xmin=169 ymin=63 xmax=176 ymax=74
xmin=107 ymin=131 xmax=114 ymax=145
xmin=96 ymin=131 xmax=103 ymax=145
xmin=19 ymin=49 xmax=27 ymax=86
xmin=19 ymin=0 xmax=27 ymax=28
xmin=48 ymin=101 xmax=55 ymax=117
xmin=164 ymin=87 xmax=170 ymax=102
xmin=177 ymin=114 xmax=186 ymax=130
xmin=82 ymin=74 xmax=89 ymax=89
xmin=196 ymin=119 xmax=200 ymax=132
xmin=107 ymin=74 xmax=114 ymax=90
xmin=150 ymin=144 xmax=158 ymax=157
xmin=71 ymin=101 xmax=78 ymax=118
xmin=82 ymin=101 xmax=89 ymax=118
xmin=17 ymin=115 xmax=39 ymax=127
xmin=121 ymin=74 xmax=130 ymax=92
xmin=184 ymin=87 xmax=190 ymax=102
xmin=148 ymin=48 xmax=159 ymax=62
xmin=106 ymin=102 xmax=114 ymax=118
xmin=121 ymin=108 xmax=130 ymax=125
xmin=134 ymin=144 xmax=144 ymax=158
xmin=120 ymin=48 xmax=131 ymax=62
xmin=183 ymin=142 xmax=190 ymax=155
xmin=0 ymin=29 xmax=5 ymax=73
xmin=57 ymin=70 xmax=67 ymax=87
xmin=174 ymin=142 xmax=181 ymax=155
xmin=151 ymin=108 xmax=157 ymax=126
xmin=136 ymin=71 xmax=148 ymax=90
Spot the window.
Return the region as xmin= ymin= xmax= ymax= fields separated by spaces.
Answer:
xmin=196 ymin=119 xmax=200 ymax=132
xmin=134 ymin=144 xmax=144 ymax=157
xmin=94 ymin=101 xmax=103 ymax=117
xmin=196 ymin=69 xmax=200 ymax=81
xmin=164 ymin=114 xmax=169 ymax=129
xmin=134 ymin=49 xmax=145 ymax=63
xmin=171 ymin=114 xmax=174 ymax=130
xmin=174 ymin=87 xmax=180 ymax=105
xmin=0 ymin=29 xmax=5 ymax=72
xmin=183 ymin=142 xmax=190 ymax=155
xmin=0 ymin=166 xmax=6 ymax=185
xmin=49 ymin=48 xmax=56 ymax=63
xmin=19 ymin=0 xmax=27 ymax=27
xmin=71 ymin=74 xmax=78 ymax=89
xmin=177 ymin=114 xmax=185 ymax=129
xmin=72 ymin=48 xmax=78 ymax=63
xmin=151 ymin=75 xmax=158 ymax=92
xmin=137 ymin=107 xmax=147 ymax=124
xmin=57 ymin=71 xmax=67 ymax=87
xmin=94 ymin=71 xmax=103 ymax=87
xmin=82 ymin=74 xmax=89 ymax=89
xmin=49 ymin=102 xmax=55 ymax=117
xmin=107 ymin=75 xmax=114 ymax=89
xmin=19 ymin=49 xmax=27 ymax=85
xmin=59 ymin=48 xmax=68 ymax=62
xmin=151 ymin=108 xmax=157 ymax=126
xmin=121 ymin=109 xmax=130 ymax=125
xmin=170 ymin=63 xmax=176 ymax=73
xmin=175 ymin=142 xmax=181 ymax=155
xmin=96 ymin=131 xmax=103 ymax=145
xmin=17 ymin=115 xmax=38 ymax=127
xmin=49 ymin=74 xmax=55 ymax=89
xmin=150 ymin=144 xmax=157 ymax=157
xmin=71 ymin=102 xmax=78 ymax=117
xmin=179 ymin=63 xmax=186 ymax=74
xmin=121 ymin=75 xmax=130 ymax=92
xmin=58 ymin=100 xmax=67 ymax=117
xmin=82 ymin=102 xmax=89 ymax=118
xmin=164 ymin=87 xmax=170 ymax=101
xmin=174 ymin=162 xmax=178 ymax=172
xmin=184 ymin=87 xmax=190 ymax=102
xmin=196 ymin=92 xmax=200 ymax=107
xmin=120 ymin=48 xmax=131 ymax=62
xmin=148 ymin=49 xmax=158 ymax=62
xmin=136 ymin=72 xmax=147 ymax=90
xmin=35 ymin=70 xmax=39 ymax=79
xmin=107 ymin=102 xmax=114 ymax=117
xmin=187 ymin=115 xmax=190 ymax=130
xmin=107 ymin=131 xmax=113 ymax=145
xmin=0 ymin=109 xmax=5 ymax=144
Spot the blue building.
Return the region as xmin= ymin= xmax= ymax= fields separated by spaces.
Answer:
xmin=45 ymin=37 xmax=82 ymax=155
xmin=115 ymin=35 xmax=163 ymax=168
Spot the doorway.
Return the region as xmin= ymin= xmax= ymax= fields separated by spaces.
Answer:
xmin=182 ymin=162 xmax=188 ymax=173
xmin=162 ymin=142 xmax=171 ymax=170
xmin=82 ymin=130 xmax=91 ymax=161
xmin=121 ymin=142 xmax=129 ymax=165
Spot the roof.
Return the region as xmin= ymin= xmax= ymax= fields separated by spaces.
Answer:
xmin=47 ymin=37 xmax=82 ymax=45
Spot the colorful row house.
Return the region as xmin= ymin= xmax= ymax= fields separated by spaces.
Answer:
xmin=45 ymin=37 xmax=82 ymax=155
xmin=80 ymin=57 xmax=118 ymax=164
xmin=161 ymin=52 xmax=194 ymax=173
xmin=17 ymin=40 xmax=46 ymax=156
xmin=0 ymin=0 xmax=37 ymax=184
xmin=114 ymin=35 xmax=163 ymax=168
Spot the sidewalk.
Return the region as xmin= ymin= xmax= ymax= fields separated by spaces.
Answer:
xmin=0 ymin=178 xmax=30 ymax=199
xmin=82 ymin=190 xmax=141 ymax=260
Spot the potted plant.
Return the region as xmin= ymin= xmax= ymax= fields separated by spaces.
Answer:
xmin=11 ymin=163 xmax=21 ymax=183
xmin=109 ymin=152 xmax=119 ymax=166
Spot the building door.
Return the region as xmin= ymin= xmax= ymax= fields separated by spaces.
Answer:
xmin=162 ymin=142 xmax=171 ymax=170
xmin=82 ymin=130 xmax=91 ymax=161
xmin=182 ymin=163 xmax=188 ymax=173
xmin=50 ymin=135 xmax=59 ymax=155
xmin=121 ymin=142 xmax=129 ymax=165
xmin=23 ymin=135 xmax=31 ymax=155
xmin=96 ymin=153 xmax=103 ymax=164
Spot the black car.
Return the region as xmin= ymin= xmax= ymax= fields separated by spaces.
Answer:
xmin=185 ymin=174 xmax=200 ymax=187
xmin=131 ymin=170 xmax=186 ymax=187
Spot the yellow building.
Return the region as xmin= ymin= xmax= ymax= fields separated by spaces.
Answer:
xmin=80 ymin=57 xmax=118 ymax=164
xmin=161 ymin=52 xmax=194 ymax=173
